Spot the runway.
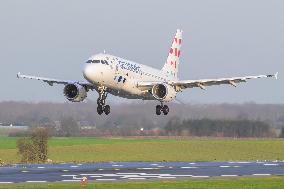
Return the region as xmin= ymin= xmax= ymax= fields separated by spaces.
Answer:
xmin=0 ymin=161 xmax=284 ymax=184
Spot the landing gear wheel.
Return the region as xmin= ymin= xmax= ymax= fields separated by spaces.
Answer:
xmin=156 ymin=105 xmax=162 ymax=115
xmin=104 ymin=105 xmax=110 ymax=115
xmin=97 ymin=98 xmax=105 ymax=106
xmin=162 ymin=105 xmax=169 ymax=115
xmin=97 ymin=105 xmax=104 ymax=115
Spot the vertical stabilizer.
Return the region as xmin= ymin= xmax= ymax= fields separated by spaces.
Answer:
xmin=162 ymin=29 xmax=183 ymax=78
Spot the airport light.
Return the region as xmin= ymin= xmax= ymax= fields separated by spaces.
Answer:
xmin=82 ymin=176 xmax=87 ymax=189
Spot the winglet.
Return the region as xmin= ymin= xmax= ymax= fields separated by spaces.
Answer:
xmin=275 ymin=72 xmax=278 ymax=80
xmin=17 ymin=72 xmax=21 ymax=78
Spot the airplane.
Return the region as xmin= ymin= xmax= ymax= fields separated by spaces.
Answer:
xmin=17 ymin=29 xmax=278 ymax=115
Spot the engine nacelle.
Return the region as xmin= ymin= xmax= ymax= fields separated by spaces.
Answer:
xmin=63 ymin=84 xmax=87 ymax=102
xmin=151 ymin=83 xmax=177 ymax=102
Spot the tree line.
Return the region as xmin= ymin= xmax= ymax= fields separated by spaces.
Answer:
xmin=164 ymin=118 xmax=275 ymax=138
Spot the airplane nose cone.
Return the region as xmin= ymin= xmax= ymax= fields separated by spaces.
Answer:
xmin=83 ymin=65 xmax=93 ymax=82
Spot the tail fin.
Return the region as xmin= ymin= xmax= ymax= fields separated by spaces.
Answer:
xmin=162 ymin=29 xmax=183 ymax=78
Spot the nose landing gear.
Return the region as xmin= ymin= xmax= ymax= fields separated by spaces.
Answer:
xmin=97 ymin=86 xmax=111 ymax=115
xmin=156 ymin=102 xmax=169 ymax=115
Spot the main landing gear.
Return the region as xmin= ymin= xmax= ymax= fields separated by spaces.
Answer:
xmin=97 ymin=87 xmax=110 ymax=115
xmin=156 ymin=102 xmax=169 ymax=115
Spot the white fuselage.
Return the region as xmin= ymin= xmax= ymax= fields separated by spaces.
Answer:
xmin=83 ymin=53 xmax=177 ymax=100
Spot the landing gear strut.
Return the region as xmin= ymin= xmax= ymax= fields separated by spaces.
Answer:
xmin=156 ymin=102 xmax=169 ymax=115
xmin=97 ymin=86 xmax=111 ymax=115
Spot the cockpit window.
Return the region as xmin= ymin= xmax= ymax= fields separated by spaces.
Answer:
xmin=101 ymin=60 xmax=109 ymax=65
xmin=86 ymin=59 xmax=109 ymax=64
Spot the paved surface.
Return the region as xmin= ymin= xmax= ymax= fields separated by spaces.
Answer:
xmin=0 ymin=161 xmax=284 ymax=184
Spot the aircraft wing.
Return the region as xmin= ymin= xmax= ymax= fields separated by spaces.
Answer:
xmin=17 ymin=72 xmax=94 ymax=89
xmin=137 ymin=73 xmax=278 ymax=91
xmin=172 ymin=73 xmax=278 ymax=90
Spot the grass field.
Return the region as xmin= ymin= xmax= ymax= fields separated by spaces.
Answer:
xmin=0 ymin=177 xmax=283 ymax=189
xmin=0 ymin=137 xmax=284 ymax=164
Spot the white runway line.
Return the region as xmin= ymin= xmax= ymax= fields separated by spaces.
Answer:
xmin=189 ymin=163 xmax=196 ymax=165
xmin=61 ymin=175 xmax=77 ymax=177
xmin=21 ymin=170 xmax=29 ymax=173
xmin=0 ymin=182 xmax=13 ymax=184
xmin=37 ymin=167 xmax=45 ymax=169
xmin=62 ymin=180 xmax=81 ymax=182
xmin=116 ymin=173 xmax=145 ymax=175
xmin=112 ymin=165 xmax=123 ymax=167
xmin=219 ymin=166 xmax=230 ymax=168
xmin=192 ymin=176 xmax=209 ymax=178
xmin=157 ymin=166 xmax=165 ymax=168
xmin=137 ymin=168 xmax=158 ymax=170
xmin=98 ymin=169 xmax=104 ymax=171
xmin=70 ymin=165 xmax=79 ymax=168
xmin=264 ymin=164 xmax=278 ymax=166
xmin=158 ymin=177 xmax=176 ymax=179
xmin=26 ymin=181 xmax=47 ymax=183
xmin=253 ymin=174 xmax=271 ymax=176
xmin=96 ymin=179 xmax=117 ymax=181
xmin=181 ymin=167 xmax=197 ymax=169
xmin=150 ymin=164 xmax=158 ymax=166
xmin=128 ymin=178 xmax=146 ymax=180
xmin=221 ymin=175 xmax=238 ymax=177
xmin=90 ymin=176 xmax=103 ymax=178
xmin=62 ymin=170 xmax=69 ymax=172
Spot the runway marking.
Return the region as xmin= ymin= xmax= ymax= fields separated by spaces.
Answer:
xmin=96 ymin=179 xmax=117 ymax=181
xmin=112 ymin=165 xmax=123 ymax=167
xmin=189 ymin=163 xmax=196 ymax=164
xmin=233 ymin=166 xmax=240 ymax=168
xmin=128 ymin=178 xmax=146 ymax=180
xmin=157 ymin=166 xmax=165 ymax=168
xmin=0 ymin=182 xmax=13 ymax=184
xmin=219 ymin=166 xmax=230 ymax=168
xmin=116 ymin=173 xmax=146 ymax=175
xmin=158 ymin=176 xmax=176 ymax=179
xmin=192 ymin=176 xmax=209 ymax=178
xmin=61 ymin=175 xmax=77 ymax=177
xmin=264 ymin=164 xmax=278 ymax=166
xmin=89 ymin=176 xmax=103 ymax=178
xmin=62 ymin=180 xmax=81 ymax=182
xmin=26 ymin=181 xmax=47 ymax=183
xmin=21 ymin=170 xmax=29 ymax=173
xmin=137 ymin=168 xmax=158 ymax=170
xmin=37 ymin=167 xmax=45 ymax=169
xmin=253 ymin=174 xmax=271 ymax=176
xmin=98 ymin=169 xmax=104 ymax=171
xmin=62 ymin=170 xmax=69 ymax=172
xmin=70 ymin=165 xmax=79 ymax=168
xmin=150 ymin=164 xmax=158 ymax=166
xmin=181 ymin=166 xmax=197 ymax=169
xmin=221 ymin=175 xmax=238 ymax=177
xmin=114 ymin=169 xmax=120 ymax=170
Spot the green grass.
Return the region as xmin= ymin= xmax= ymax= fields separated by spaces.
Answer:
xmin=0 ymin=177 xmax=284 ymax=189
xmin=0 ymin=137 xmax=284 ymax=164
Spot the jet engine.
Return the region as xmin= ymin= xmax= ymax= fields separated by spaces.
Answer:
xmin=63 ymin=84 xmax=87 ymax=102
xmin=151 ymin=83 xmax=177 ymax=102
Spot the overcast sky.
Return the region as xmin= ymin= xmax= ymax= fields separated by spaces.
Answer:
xmin=0 ymin=0 xmax=283 ymax=103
